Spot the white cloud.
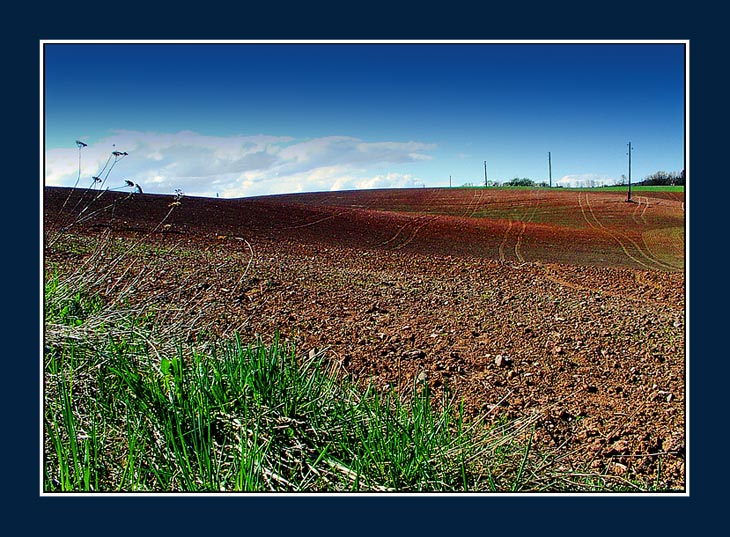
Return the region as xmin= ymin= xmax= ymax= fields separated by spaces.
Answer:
xmin=45 ymin=130 xmax=435 ymax=198
xmin=352 ymin=173 xmax=423 ymax=190
xmin=557 ymin=173 xmax=617 ymax=188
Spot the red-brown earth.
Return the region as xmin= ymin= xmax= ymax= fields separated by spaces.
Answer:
xmin=44 ymin=186 xmax=686 ymax=490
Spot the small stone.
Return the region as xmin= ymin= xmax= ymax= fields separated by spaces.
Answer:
xmin=608 ymin=439 xmax=629 ymax=455
xmin=404 ymin=349 xmax=425 ymax=360
xmin=610 ymin=462 xmax=628 ymax=475
xmin=495 ymin=355 xmax=510 ymax=367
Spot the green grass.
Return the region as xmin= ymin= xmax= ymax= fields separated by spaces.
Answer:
xmin=44 ymin=314 xmax=547 ymax=492
xmin=45 ymin=270 xmax=103 ymax=327
xmin=579 ymin=185 xmax=685 ymax=192
xmin=451 ymin=185 xmax=684 ymax=192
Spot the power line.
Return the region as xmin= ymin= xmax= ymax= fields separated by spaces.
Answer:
xmin=548 ymin=151 xmax=552 ymax=188
xmin=627 ymin=142 xmax=633 ymax=202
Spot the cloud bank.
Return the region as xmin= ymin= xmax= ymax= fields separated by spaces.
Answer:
xmin=557 ymin=173 xmax=617 ymax=188
xmin=45 ymin=130 xmax=436 ymax=198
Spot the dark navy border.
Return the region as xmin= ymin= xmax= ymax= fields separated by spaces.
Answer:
xmin=13 ymin=1 xmax=719 ymax=534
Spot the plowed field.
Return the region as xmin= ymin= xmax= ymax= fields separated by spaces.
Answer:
xmin=44 ymin=186 xmax=686 ymax=490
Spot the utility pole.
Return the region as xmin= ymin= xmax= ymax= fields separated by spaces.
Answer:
xmin=627 ymin=142 xmax=633 ymax=202
xmin=548 ymin=152 xmax=552 ymax=188
xmin=484 ymin=161 xmax=488 ymax=188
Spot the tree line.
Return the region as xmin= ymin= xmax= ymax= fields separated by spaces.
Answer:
xmin=461 ymin=170 xmax=685 ymax=188
xmin=633 ymin=169 xmax=685 ymax=186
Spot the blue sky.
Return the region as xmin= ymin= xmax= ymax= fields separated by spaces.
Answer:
xmin=43 ymin=41 xmax=686 ymax=197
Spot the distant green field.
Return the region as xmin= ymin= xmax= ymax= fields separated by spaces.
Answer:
xmin=451 ymin=185 xmax=685 ymax=192
xmin=578 ymin=185 xmax=685 ymax=193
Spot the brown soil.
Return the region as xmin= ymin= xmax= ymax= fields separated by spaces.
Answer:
xmin=44 ymin=186 xmax=686 ymax=490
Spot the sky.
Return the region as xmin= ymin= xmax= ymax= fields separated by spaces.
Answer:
xmin=43 ymin=41 xmax=687 ymax=198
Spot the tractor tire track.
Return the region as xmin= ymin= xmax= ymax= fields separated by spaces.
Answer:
xmin=640 ymin=232 xmax=684 ymax=271
xmin=587 ymin=193 xmax=677 ymax=271
xmin=540 ymin=264 xmax=681 ymax=309
xmin=581 ymin=192 xmax=674 ymax=271
xmin=467 ymin=189 xmax=485 ymax=218
xmin=283 ymin=210 xmax=346 ymax=230
xmin=631 ymin=195 xmax=649 ymax=225
xmin=392 ymin=215 xmax=439 ymax=250
xmin=498 ymin=219 xmax=514 ymax=262
xmin=631 ymin=197 xmax=643 ymax=226
xmin=514 ymin=190 xmax=539 ymax=262
xmin=577 ymin=190 xmax=595 ymax=229
xmin=497 ymin=191 xmax=539 ymax=263
xmin=462 ymin=189 xmax=480 ymax=217
xmin=379 ymin=189 xmax=440 ymax=248
xmin=514 ymin=221 xmax=528 ymax=262
xmin=380 ymin=214 xmax=437 ymax=249
xmin=578 ymin=191 xmax=652 ymax=269
xmin=640 ymin=196 xmax=650 ymax=223
xmin=379 ymin=215 xmax=420 ymax=246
